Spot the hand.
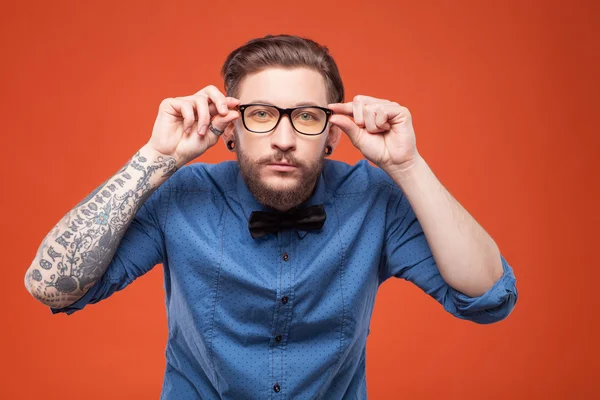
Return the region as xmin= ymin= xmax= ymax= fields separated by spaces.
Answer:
xmin=148 ymin=85 xmax=240 ymax=167
xmin=328 ymin=96 xmax=419 ymax=172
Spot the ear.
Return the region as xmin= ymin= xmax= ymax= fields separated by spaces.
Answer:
xmin=221 ymin=121 xmax=236 ymax=147
xmin=327 ymin=123 xmax=342 ymax=151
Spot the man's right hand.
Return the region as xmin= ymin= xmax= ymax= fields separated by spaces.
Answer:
xmin=148 ymin=85 xmax=240 ymax=167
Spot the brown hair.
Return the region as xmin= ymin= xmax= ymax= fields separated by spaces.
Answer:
xmin=221 ymin=34 xmax=344 ymax=104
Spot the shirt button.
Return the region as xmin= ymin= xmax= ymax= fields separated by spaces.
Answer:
xmin=273 ymin=383 xmax=281 ymax=393
xmin=275 ymin=335 xmax=282 ymax=342
xmin=282 ymin=252 xmax=289 ymax=262
xmin=281 ymin=296 xmax=288 ymax=304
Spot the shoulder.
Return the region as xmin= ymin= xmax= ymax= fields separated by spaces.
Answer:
xmin=323 ymin=159 xmax=399 ymax=196
xmin=161 ymin=161 xmax=239 ymax=194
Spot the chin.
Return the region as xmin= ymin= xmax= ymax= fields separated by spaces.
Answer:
xmin=262 ymin=175 xmax=300 ymax=191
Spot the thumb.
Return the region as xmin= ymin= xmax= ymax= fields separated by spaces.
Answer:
xmin=329 ymin=114 xmax=362 ymax=146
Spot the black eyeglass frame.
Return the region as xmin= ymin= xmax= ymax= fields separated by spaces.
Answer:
xmin=238 ymin=103 xmax=333 ymax=136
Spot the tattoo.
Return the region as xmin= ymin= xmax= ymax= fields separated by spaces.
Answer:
xmin=47 ymin=246 xmax=62 ymax=261
xmin=31 ymin=269 xmax=42 ymax=281
xmin=74 ymin=177 xmax=111 ymax=208
xmin=56 ymin=236 xmax=69 ymax=249
xmin=27 ymin=150 xmax=177 ymax=307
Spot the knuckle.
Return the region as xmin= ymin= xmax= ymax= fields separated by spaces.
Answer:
xmin=160 ymin=97 xmax=174 ymax=107
xmin=353 ymin=95 xmax=363 ymax=104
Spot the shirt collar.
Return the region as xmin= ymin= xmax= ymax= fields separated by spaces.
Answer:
xmin=236 ymin=164 xmax=326 ymax=240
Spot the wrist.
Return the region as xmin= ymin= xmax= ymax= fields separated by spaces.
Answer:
xmin=138 ymin=144 xmax=180 ymax=183
xmin=141 ymin=143 xmax=183 ymax=169
xmin=381 ymin=153 xmax=425 ymax=181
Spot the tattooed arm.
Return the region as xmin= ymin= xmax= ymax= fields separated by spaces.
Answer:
xmin=24 ymin=144 xmax=177 ymax=309
xmin=25 ymin=86 xmax=241 ymax=310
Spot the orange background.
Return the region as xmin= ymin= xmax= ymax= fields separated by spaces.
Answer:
xmin=1 ymin=0 xmax=598 ymax=398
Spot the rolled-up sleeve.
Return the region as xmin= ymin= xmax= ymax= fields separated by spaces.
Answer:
xmin=379 ymin=186 xmax=518 ymax=324
xmin=50 ymin=179 xmax=170 ymax=315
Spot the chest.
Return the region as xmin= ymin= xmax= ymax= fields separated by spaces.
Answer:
xmin=163 ymin=197 xmax=383 ymax=350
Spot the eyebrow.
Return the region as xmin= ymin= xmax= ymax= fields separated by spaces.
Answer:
xmin=247 ymin=100 xmax=324 ymax=107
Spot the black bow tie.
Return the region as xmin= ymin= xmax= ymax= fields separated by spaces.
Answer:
xmin=248 ymin=204 xmax=326 ymax=239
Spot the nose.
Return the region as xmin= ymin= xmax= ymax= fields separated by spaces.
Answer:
xmin=271 ymin=115 xmax=296 ymax=153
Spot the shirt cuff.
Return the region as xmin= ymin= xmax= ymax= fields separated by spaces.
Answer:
xmin=447 ymin=254 xmax=518 ymax=324
xmin=49 ymin=278 xmax=103 ymax=315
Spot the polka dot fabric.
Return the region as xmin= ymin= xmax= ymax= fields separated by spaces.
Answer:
xmin=51 ymin=159 xmax=518 ymax=399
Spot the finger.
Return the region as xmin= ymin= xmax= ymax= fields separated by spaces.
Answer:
xmin=329 ymin=114 xmax=362 ymax=147
xmin=363 ymin=105 xmax=382 ymax=133
xmin=364 ymin=105 xmax=390 ymax=133
xmin=327 ymin=102 xmax=354 ymax=116
xmin=352 ymin=97 xmax=365 ymax=127
xmin=192 ymin=94 xmax=210 ymax=135
xmin=206 ymin=97 xmax=240 ymax=115
xmin=206 ymin=110 xmax=240 ymax=137
xmin=199 ymin=85 xmax=229 ymax=116
xmin=375 ymin=108 xmax=391 ymax=131
xmin=174 ymin=99 xmax=196 ymax=134
xmin=187 ymin=95 xmax=241 ymax=135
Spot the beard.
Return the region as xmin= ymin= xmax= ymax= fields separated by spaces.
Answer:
xmin=236 ymin=141 xmax=324 ymax=212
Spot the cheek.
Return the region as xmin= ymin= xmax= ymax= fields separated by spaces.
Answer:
xmin=298 ymin=138 xmax=327 ymax=159
xmin=238 ymin=135 xmax=270 ymax=164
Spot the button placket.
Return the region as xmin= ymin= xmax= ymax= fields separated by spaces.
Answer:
xmin=271 ymin=231 xmax=292 ymax=397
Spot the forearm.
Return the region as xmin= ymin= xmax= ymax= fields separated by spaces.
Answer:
xmin=385 ymin=156 xmax=504 ymax=297
xmin=25 ymin=144 xmax=177 ymax=308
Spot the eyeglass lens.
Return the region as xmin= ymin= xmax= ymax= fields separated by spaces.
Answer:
xmin=243 ymin=105 xmax=327 ymax=135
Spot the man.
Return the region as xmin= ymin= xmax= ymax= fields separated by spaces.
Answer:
xmin=25 ymin=34 xmax=518 ymax=399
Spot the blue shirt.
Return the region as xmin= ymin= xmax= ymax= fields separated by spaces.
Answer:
xmin=51 ymin=159 xmax=518 ymax=399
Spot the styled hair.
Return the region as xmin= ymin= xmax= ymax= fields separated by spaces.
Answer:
xmin=221 ymin=34 xmax=344 ymax=104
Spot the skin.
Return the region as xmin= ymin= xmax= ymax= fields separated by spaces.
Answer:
xmin=24 ymin=86 xmax=237 ymax=308
xmin=221 ymin=68 xmax=342 ymax=211
xmin=222 ymin=67 xmax=504 ymax=297
xmin=328 ymin=96 xmax=505 ymax=296
xmin=26 ymin=65 xmax=505 ymax=308
xmin=24 ymin=150 xmax=179 ymax=307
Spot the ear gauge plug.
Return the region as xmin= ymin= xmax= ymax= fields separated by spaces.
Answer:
xmin=227 ymin=140 xmax=235 ymax=151
xmin=325 ymin=145 xmax=332 ymax=155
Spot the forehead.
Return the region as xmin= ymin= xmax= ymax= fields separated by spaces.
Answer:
xmin=236 ymin=67 xmax=328 ymax=107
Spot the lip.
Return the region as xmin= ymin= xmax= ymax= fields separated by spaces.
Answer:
xmin=266 ymin=163 xmax=297 ymax=172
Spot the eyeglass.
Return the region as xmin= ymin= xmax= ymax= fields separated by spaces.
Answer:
xmin=238 ymin=103 xmax=333 ymax=136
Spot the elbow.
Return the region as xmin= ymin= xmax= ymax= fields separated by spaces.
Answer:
xmin=480 ymin=290 xmax=518 ymax=324
xmin=24 ymin=270 xmax=81 ymax=309
xmin=458 ymin=289 xmax=518 ymax=325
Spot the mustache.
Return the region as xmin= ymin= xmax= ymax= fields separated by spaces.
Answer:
xmin=257 ymin=151 xmax=303 ymax=168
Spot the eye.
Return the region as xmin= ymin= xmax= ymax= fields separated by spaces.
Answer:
xmin=299 ymin=112 xmax=315 ymax=121
xmin=255 ymin=111 xmax=268 ymax=119
xmin=248 ymin=108 xmax=276 ymax=120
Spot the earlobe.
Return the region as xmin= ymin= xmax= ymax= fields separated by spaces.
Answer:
xmin=221 ymin=124 xmax=235 ymax=147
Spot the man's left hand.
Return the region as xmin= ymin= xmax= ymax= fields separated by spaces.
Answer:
xmin=328 ymin=96 xmax=419 ymax=172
